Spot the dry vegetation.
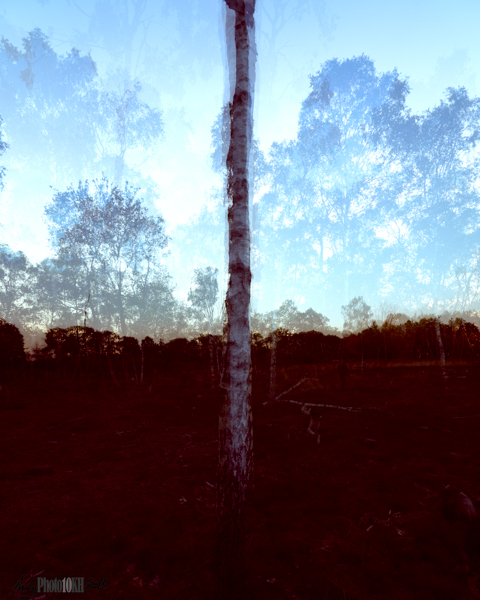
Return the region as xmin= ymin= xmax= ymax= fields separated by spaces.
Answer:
xmin=2 ymin=358 xmax=480 ymax=598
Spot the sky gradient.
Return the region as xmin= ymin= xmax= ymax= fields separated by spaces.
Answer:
xmin=0 ymin=0 xmax=479 ymax=330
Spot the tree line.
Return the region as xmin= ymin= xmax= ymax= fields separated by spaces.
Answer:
xmin=1 ymin=313 xmax=479 ymax=384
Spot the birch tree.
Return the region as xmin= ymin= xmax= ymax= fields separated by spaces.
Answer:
xmin=215 ymin=0 xmax=256 ymax=596
xmin=46 ymin=178 xmax=169 ymax=336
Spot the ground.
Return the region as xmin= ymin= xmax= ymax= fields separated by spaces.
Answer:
xmin=2 ymin=360 xmax=480 ymax=599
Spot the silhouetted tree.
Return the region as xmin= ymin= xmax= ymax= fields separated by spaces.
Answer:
xmin=0 ymin=318 xmax=25 ymax=371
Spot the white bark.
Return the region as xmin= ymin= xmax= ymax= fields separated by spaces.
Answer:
xmin=216 ymin=1 xmax=256 ymax=596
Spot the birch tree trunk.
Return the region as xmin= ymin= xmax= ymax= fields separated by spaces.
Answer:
xmin=216 ymin=1 xmax=256 ymax=597
xmin=268 ymin=329 xmax=277 ymax=402
xmin=434 ymin=294 xmax=446 ymax=381
xmin=435 ymin=319 xmax=447 ymax=381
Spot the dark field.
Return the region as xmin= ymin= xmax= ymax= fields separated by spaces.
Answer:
xmin=2 ymin=361 xmax=480 ymax=599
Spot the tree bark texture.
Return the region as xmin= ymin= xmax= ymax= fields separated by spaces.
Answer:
xmin=216 ymin=1 xmax=256 ymax=597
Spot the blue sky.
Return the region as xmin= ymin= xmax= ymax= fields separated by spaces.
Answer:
xmin=0 ymin=0 xmax=479 ymax=326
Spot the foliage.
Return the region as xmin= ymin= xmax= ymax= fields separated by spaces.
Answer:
xmin=251 ymin=299 xmax=334 ymax=336
xmin=340 ymin=315 xmax=480 ymax=361
xmin=188 ymin=266 xmax=219 ymax=326
xmin=44 ymin=177 xmax=171 ymax=336
xmin=94 ymin=79 xmax=164 ymax=185
xmin=44 ymin=326 xmax=123 ymax=358
xmin=0 ymin=246 xmax=35 ymax=325
xmin=257 ymin=56 xmax=410 ymax=312
xmin=0 ymin=318 xmax=25 ymax=366
xmin=0 ymin=28 xmax=164 ymax=192
xmin=341 ymin=296 xmax=374 ymax=333
xmin=0 ymin=29 xmax=99 ymax=191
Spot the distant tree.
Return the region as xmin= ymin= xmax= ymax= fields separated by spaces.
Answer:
xmin=44 ymin=326 xmax=94 ymax=358
xmin=168 ymin=192 xmax=227 ymax=319
xmin=44 ymin=326 xmax=128 ymax=359
xmin=403 ymin=88 xmax=480 ymax=312
xmin=341 ymin=296 xmax=373 ymax=333
xmin=252 ymin=300 xmax=332 ymax=401
xmin=252 ymin=300 xmax=332 ymax=335
xmin=296 ymin=307 xmax=333 ymax=332
xmin=34 ymin=256 xmax=89 ymax=331
xmin=0 ymin=246 xmax=34 ymax=326
xmin=260 ymin=56 xmax=411 ymax=313
xmin=95 ymin=79 xmax=164 ymax=186
xmin=187 ymin=267 xmax=218 ymax=324
xmin=45 ymin=178 xmax=170 ymax=336
xmin=0 ymin=30 xmax=98 ymax=192
xmin=369 ymin=83 xmax=480 ymax=312
xmin=188 ymin=266 xmax=219 ymax=383
xmin=0 ymin=29 xmax=164 ymax=229
xmin=128 ymin=267 xmax=176 ymax=341
xmin=0 ymin=318 xmax=25 ymax=369
xmin=374 ymin=301 xmax=399 ymax=325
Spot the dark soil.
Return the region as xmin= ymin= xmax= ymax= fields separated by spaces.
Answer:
xmin=2 ymin=360 xmax=480 ymax=599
